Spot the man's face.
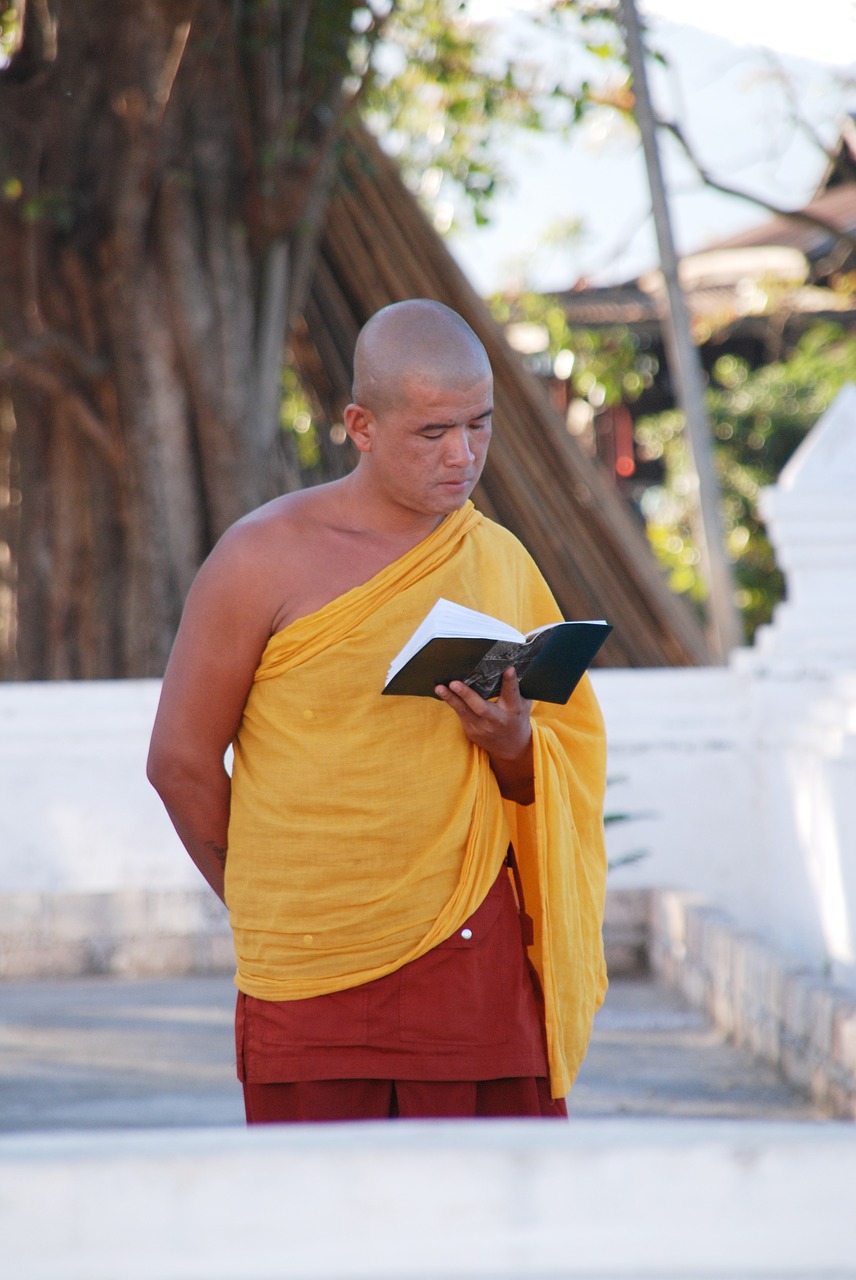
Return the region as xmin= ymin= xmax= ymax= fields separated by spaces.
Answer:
xmin=364 ymin=375 xmax=493 ymax=519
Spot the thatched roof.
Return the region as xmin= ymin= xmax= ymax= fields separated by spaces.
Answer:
xmin=295 ymin=123 xmax=710 ymax=668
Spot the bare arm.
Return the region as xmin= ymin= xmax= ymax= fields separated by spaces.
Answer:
xmin=434 ymin=667 xmax=535 ymax=806
xmin=147 ymin=528 xmax=275 ymax=902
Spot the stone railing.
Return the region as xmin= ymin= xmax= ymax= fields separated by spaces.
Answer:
xmin=649 ymin=888 xmax=856 ymax=1119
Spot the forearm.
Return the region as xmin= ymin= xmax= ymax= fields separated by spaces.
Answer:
xmin=488 ymin=733 xmax=535 ymax=806
xmin=150 ymin=763 xmax=232 ymax=903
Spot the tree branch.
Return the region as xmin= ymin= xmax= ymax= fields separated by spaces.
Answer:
xmin=280 ymin=0 xmax=312 ymax=125
xmin=154 ymin=15 xmax=193 ymax=118
xmin=0 ymin=353 xmax=121 ymax=469
xmin=762 ymin=52 xmax=848 ymax=178
xmin=660 ymin=117 xmax=856 ymax=267
xmin=10 ymin=331 xmax=108 ymax=383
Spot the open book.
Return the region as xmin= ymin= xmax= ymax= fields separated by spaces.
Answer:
xmin=382 ymin=598 xmax=612 ymax=704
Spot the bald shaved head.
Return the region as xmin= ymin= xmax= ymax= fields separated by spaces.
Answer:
xmin=352 ymin=299 xmax=491 ymax=414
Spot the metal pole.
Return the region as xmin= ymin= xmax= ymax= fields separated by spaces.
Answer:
xmin=618 ymin=0 xmax=743 ymax=661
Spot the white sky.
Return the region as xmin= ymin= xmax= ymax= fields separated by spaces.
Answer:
xmin=642 ymin=0 xmax=855 ymax=67
xmin=449 ymin=1 xmax=856 ymax=291
xmin=468 ymin=0 xmax=856 ymax=65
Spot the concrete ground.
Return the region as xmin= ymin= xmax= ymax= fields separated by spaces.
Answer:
xmin=0 ymin=971 xmax=821 ymax=1131
xmin=569 ymin=977 xmax=822 ymax=1121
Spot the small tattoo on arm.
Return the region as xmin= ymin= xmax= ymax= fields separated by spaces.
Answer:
xmin=205 ymin=840 xmax=227 ymax=869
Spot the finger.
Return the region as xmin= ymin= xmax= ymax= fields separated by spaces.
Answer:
xmin=433 ymin=682 xmax=468 ymax=709
xmin=496 ymin=666 xmax=529 ymax=708
xmin=434 ymin=683 xmax=466 ymax=701
xmin=435 ymin=682 xmax=490 ymax=721
xmin=449 ymin=679 xmax=498 ymax=714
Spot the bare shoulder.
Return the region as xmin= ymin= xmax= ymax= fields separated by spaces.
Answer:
xmin=213 ymin=488 xmax=304 ymax=554
xmin=198 ymin=486 xmax=326 ymax=587
xmin=225 ymin=476 xmax=342 ymax=545
xmin=189 ymin=481 xmax=343 ymax=633
xmin=153 ymin=490 xmax=330 ymax=747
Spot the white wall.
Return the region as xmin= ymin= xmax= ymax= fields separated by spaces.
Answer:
xmin=596 ymin=663 xmax=856 ymax=988
xmin=594 ymin=664 xmax=759 ymax=906
xmin=0 ymin=679 xmax=198 ymax=894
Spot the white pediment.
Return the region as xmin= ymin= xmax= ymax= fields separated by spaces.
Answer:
xmin=778 ymin=382 xmax=856 ymax=493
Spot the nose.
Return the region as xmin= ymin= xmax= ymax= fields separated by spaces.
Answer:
xmin=444 ymin=426 xmax=475 ymax=467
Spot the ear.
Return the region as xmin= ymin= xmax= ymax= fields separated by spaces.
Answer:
xmin=344 ymin=403 xmax=375 ymax=454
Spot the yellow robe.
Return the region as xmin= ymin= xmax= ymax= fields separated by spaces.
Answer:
xmin=226 ymin=502 xmax=608 ymax=1097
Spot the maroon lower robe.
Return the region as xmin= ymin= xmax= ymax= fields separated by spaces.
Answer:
xmin=237 ymin=869 xmax=567 ymax=1122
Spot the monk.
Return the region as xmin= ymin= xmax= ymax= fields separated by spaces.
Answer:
xmin=147 ymin=298 xmax=608 ymax=1123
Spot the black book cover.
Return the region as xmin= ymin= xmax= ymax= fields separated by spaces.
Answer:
xmin=382 ymin=621 xmax=612 ymax=704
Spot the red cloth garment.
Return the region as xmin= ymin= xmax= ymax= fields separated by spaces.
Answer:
xmin=236 ymin=869 xmax=562 ymax=1120
xmin=243 ymin=1076 xmax=567 ymax=1123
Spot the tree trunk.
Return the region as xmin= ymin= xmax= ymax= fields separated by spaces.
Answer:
xmin=0 ymin=0 xmax=356 ymax=678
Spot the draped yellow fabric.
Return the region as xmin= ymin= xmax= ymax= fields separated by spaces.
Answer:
xmin=226 ymin=501 xmax=608 ymax=1097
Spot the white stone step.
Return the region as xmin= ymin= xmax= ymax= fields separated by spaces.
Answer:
xmin=3 ymin=1119 xmax=854 ymax=1279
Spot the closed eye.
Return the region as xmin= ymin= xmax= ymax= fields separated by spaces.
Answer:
xmin=421 ymin=415 xmax=492 ymax=440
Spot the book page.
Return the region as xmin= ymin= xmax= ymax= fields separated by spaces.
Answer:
xmin=386 ymin=598 xmax=524 ymax=684
xmin=524 ymin=619 xmax=607 ymax=641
